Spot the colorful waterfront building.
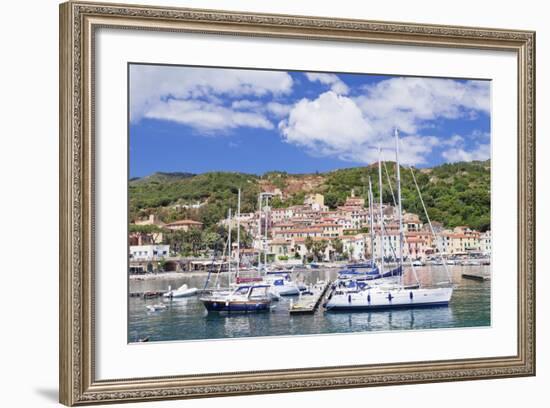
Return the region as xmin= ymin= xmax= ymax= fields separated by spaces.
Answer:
xmin=129 ymin=244 xmax=170 ymax=261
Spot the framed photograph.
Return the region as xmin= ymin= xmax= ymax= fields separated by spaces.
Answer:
xmin=59 ymin=1 xmax=535 ymax=405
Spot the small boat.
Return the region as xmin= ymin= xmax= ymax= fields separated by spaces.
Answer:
xmin=163 ymin=283 xmax=198 ymax=298
xmin=200 ymin=284 xmax=273 ymax=313
xmin=146 ymin=303 xmax=167 ymax=312
xmin=142 ymin=291 xmax=163 ymax=299
xmin=412 ymin=260 xmax=425 ymax=267
xmin=263 ymin=274 xmax=303 ymax=296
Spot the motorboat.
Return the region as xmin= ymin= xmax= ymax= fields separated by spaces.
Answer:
xmin=263 ymin=274 xmax=303 ymax=296
xmin=200 ymin=284 xmax=273 ymax=313
xmin=163 ymin=283 xmax=198 ymax=298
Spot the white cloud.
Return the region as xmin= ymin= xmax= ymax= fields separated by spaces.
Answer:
xmin=266 ymin=102 xmax=292 ymax=118
xmin=130 ymin=65 xmax=293 ymax=124
xmin=355 ymin=77 xmax=490 ymax=136
xmin=442 ymin=134 xmax=465 ymax=146
xmin=145 ymin=99 xmax=274 ymax=132
xmin=231 ymin=100 xmax=263 ymax=110
xmin=231 ymin=100 xmax=292 ymax=118
xmin=279 ymin=90 xmax=444 ymax=165
xmin=279 ymin=91 xmax=372 ymax=152
xmin=470 ymin=129 xmax=491 ymax=142
xmin=441 ymin=143 xmax=491 ymax=163
xmin=305 ymin=73 xmax=349 ymax=95
xmin=279 ymin=77 xmax=490 ymax=165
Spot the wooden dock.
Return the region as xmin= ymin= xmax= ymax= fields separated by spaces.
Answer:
xmin=462 ymin=273 xmax=490 ymax=281
xmin=289 ymin=281 xmax=330 ymax=315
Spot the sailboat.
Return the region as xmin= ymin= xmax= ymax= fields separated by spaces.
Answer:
xmin=336 ymin=164 xmax=401 ymax=282
xmin=325 ymin=129 xmax=453 ymax=311
xmin=253 ymin=192 xmax=305 ymax=296
xmin=200 ymin=189 xmax=274 ymax=312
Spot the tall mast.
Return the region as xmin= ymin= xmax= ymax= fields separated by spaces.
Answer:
xmin=378 ymin=147 xmax=385 ymax=275
xmin=264 ymin=195 xmax=269 ymax=267
xmin=236 ymin=189 xmax=241 ymax=278
xmin=395 ymin=128 xmax=405 ymax=286
xmin=368 ymin=177 xmax=375 ymax=268
xmin=227 ymin=208 xmax=232 ymax=287
xmin=257 ymin=194 xmax=262 ymax=269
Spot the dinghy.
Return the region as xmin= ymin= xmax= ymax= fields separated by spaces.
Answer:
xmin=163 ymin=283 xmax=198 ymax=298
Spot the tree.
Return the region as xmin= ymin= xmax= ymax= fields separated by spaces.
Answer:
xmin=312 ymin=240 xmax=328 ymax=261
xmin=128 ymin=224 xmax=164 ymax=244
xmin=202 ymin=231 xmax=222 ymax=252
xmin=331 ymin=238 xmax=343 ymax=261
xmin=294 ymin=244 xmax=301 ymax=259
xmin=164 ymin=230 xmax=186 ymax=254
xmin=186 ymin=229 xmax=203 ymax=256
xmin=304 ymin=236 xmax=314 ymax=259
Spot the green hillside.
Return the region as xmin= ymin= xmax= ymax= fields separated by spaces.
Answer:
xmin=129 ymin=160 xmax=491 ymax=231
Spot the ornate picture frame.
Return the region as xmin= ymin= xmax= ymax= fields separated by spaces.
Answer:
xmin=59 ymin=1 xmax=535 ymax=405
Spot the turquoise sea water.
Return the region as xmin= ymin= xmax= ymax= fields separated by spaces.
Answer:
xmin=128 ymin=265 xmax=490 ymax=343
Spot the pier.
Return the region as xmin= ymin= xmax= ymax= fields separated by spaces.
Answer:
xmin=462 ymin=273 xmax=490 ymax=281
xmin=289 ymin=281 xmax=330 ymax=315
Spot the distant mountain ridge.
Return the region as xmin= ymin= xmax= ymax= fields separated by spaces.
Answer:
xmin=131 ymin=172 xmax=196 ymax=184
xmin=129 ymin=160 xmax=491 ymax=232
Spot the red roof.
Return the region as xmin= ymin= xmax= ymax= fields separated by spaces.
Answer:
xmin=275 ymin=228 xmax=322 ymax=234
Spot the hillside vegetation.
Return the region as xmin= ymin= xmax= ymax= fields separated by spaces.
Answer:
xmin=129 ymin=160 xmax=491 ymax=231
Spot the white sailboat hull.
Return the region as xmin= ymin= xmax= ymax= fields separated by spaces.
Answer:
xmin=325 ymin=287 xmax=453 ymax=311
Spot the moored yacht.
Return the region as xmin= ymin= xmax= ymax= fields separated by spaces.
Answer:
xmin=200 ymin=284 xmax=272 ymax=313
xmin=324 ymin=285 xmax=452 ymax=311
xmin=263 ymin=273 xmax=304 ymax=296
xmin=325 ymin=129 xmax=453 ymax=312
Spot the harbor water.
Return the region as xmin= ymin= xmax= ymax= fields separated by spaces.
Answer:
xmin=128 ymin=265 xmax=490 ymax=343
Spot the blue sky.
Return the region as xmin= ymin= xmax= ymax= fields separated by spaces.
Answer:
xmin=129 ymin=64 xmax=491 ymax=178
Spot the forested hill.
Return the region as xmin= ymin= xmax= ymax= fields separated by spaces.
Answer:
xmin=129 ymin=160 xmax=491 ymax=232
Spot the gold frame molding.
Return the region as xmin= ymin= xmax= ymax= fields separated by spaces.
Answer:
xmin=59 ymin=1 xmax=536 ymax=405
